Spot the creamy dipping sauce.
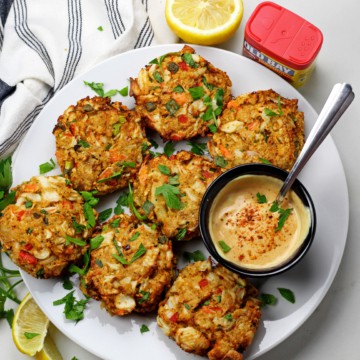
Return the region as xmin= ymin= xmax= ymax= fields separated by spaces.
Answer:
xmin=209 ymin=175 xmax=311 ymax=270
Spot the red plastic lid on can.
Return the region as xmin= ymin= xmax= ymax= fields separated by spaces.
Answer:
xmin=245 ymin=1 xmax=323 ymax=69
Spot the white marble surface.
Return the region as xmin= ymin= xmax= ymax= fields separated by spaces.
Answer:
xmin=1 ymin=0 xmax=359 ymax=359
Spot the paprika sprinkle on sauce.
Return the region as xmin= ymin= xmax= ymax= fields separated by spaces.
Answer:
xmin=209 ymin=174 xmax=311 ymax=270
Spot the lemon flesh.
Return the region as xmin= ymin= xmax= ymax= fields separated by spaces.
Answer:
xmin=35 ymin=333 xmax=64 ymax=360
xmin=165 ymin=0 xmax=243 ymax=45
xmin=12 ymin=293 xmax=50 ymax=356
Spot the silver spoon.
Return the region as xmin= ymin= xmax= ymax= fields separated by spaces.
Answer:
xmin=276 ymin=83 xmax=355 ymax=204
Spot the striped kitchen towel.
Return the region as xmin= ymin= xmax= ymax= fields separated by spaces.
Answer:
xmin=0 ymin=0 xmax=177 ymax=158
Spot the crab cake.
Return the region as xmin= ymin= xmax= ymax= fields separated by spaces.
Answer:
xmin=53 ymin=96 xmax=149 ymax=195
xmin=0 ymin=175 xmax=97 ymax=278
xmin=130 ymin=45 xmax=232 ymax=141
xmin=81 ymin=214 xmax=175 ymax=316
xmin=157 ymin=259 xmax=261 ymax=360
xmin=132 ymin=151 xmax=222 ymax=240
xmin=207 ymin=89 xmax=305 ymax=171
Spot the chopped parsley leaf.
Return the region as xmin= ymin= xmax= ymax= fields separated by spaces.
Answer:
xmin=187 ymin=141 xmax=207 ymax=155
xmin=130 ymin=243 xmax=147 ymax=263
xmin=39 ymin=158 xmax=56 ymax=174
xmin=83 ymin=202 xmax=96 ymax=228
xmin=176 ymin=228 xmax=187 ymax=240
xmin=98 ymin=208 xmax=112 ymax=222
xmin=259 ymin=293 xmax=277 ymax=307
xmin=155 ymin=184 xmax=183 ymax=210
xmin=188 ymin=86 xmax=204 ymax=100
xmin=53 ymin=290 xmax=90 ymax=322
xmin=129 ymin=231 xmax=140 ymax=242
xmin=0 ymin=157 xmax=12 ymax=191
xmin=128 ymin=184 xmax=147 ymax=221
xmin=270 ymin=201 xmax=293 ymax=231
xmin=183 ymin=250 xmax=205 ymax=262
xmin=24 ymin=332 xmax=40 ymax=339
xmin=149 ymin=139 xmax=159 ymax=149
xmin=114 ymin=191 xmax=129 ymax=215
xmin=65 ymin=235 xmax=86 ymax=247
xmin=62 ymin=277 xmax=73 ymax=290
xmin=164 ymin=141 xmax=175 ymax=157
xmin=263 ymin=96 xmax=283 ymax=117
xmin=90 ymin=235 xmax=104 ymax=250
xmin=158 ymin=164 xmax=171 ymax=175
xmin=80 ymin=191 xmax=99 ymax=207
xmin=140 ymin=324 xmax=150 ymax=334
xmin=259 ymin=157 xmax=272 ymax=164
xmin=214 ymin=156 xmax=228 ymax=168
xmin=218 ymin=240 xmax=231 ymax=253
xmin=278 ymin=288 xmax=295 ymax=303
xmin=256 ymin=192 xmax=267 ymax=204
xmin=142 ymin=200 xmax=154 ymax=215
xmin=138 ymin=290 xmax=150 ymax=304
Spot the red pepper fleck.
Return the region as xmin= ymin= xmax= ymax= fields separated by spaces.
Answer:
xmin=69 ymin=123 xmax=77 ymax=135
xmin=202 ymin=306 xmax=222 ymax=314
xmin=23 ymin=243 xmax=33 ymax=251
xmin=16 ymin=210 xmax=26 ymax=221
xmin=199 ymin=278 xmax=209 ymax=289
xmin=19 ymin=251 xmax=37 ymax=265
xmin=216 ymin=287 xmax=222 ymax=294
xmin=169 ymin=312 xmax=179 ymax=322
xmin=64 ymin=245 xmax=74 ymax=255
xmin=61 ymin=200 xmax=74 ymax=209
xmin=170 ymin=134 xmax=183 ymax=141
xmin=202 ymin=170 xmax=211 ymax=179
xmin=178 ymin=115 xmax=188 ymax=124
xmin=178 ymin=61 xmax=188 ymax=71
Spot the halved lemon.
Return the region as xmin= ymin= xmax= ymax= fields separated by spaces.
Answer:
xmin=35 ymin=332 xmax=64 ymax=360
xmin=165 ymin=0 xmax=244 ymax=45
xmin=12 ymin=292 xmax=50 ymax=356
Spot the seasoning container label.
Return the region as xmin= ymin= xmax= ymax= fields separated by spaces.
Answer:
xmin=243 ymin=1 xmax=323 ymax=88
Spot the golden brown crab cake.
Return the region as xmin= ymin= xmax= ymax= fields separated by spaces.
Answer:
xmin=53 ymin=96 xmax=150 ymax=195
xmin=132 ymin=151 xmax=222 ymax=240
xmin=130 ymin=45 xmax=232 ymax=141
xmin=157 ymin=259 xmax=261 ymax=360
xmin=81 ymin=214 xmax=175 ymax=316
xmin=0 ymin=175 xmax=97 ymax=279
xmin=207 ymin=89 xmax=305 ymax=171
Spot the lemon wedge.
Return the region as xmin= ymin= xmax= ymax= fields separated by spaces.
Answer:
xmin=12 ymin=292 xmax=50 ymax=356
xmin=165 ymin=0 xmax=244 ymax=45
xmin=35 ymin=332 xmax=64 ymax=360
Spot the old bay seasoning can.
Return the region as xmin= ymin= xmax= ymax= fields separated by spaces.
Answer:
xmin=243 ymin=1 xmax=323 ymax=88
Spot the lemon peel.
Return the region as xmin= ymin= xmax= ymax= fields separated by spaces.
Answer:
xmin=165 ymin=0 xmax=244 ymax=45
xmin=12 ymin=293 xmax=50 ymax=356
xmin=35 ymin=332 xmax=64 ymax=360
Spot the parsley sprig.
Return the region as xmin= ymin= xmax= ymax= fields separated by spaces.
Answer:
xmin=270 ymin=201 xmax=293 ymax=231
xmin=0 ymin=253 xmax=23 ymax=327
xmin=53 ymin=290 xmax=90 ymax=322
xmin=0 ymin=157 xmax=23 ymax=327
xmin=84 ymin=81 xmax=128 ymax=98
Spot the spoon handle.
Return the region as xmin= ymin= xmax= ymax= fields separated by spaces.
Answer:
xmin=276 ymin=83 xmax=355 ymax=204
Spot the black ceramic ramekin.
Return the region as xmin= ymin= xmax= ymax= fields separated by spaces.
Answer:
xmin=199 ymin=163 xmax=316 ymax=277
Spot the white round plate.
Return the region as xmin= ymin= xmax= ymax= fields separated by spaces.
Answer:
xmin=13 ymin=44 xmax=348 ymax=360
